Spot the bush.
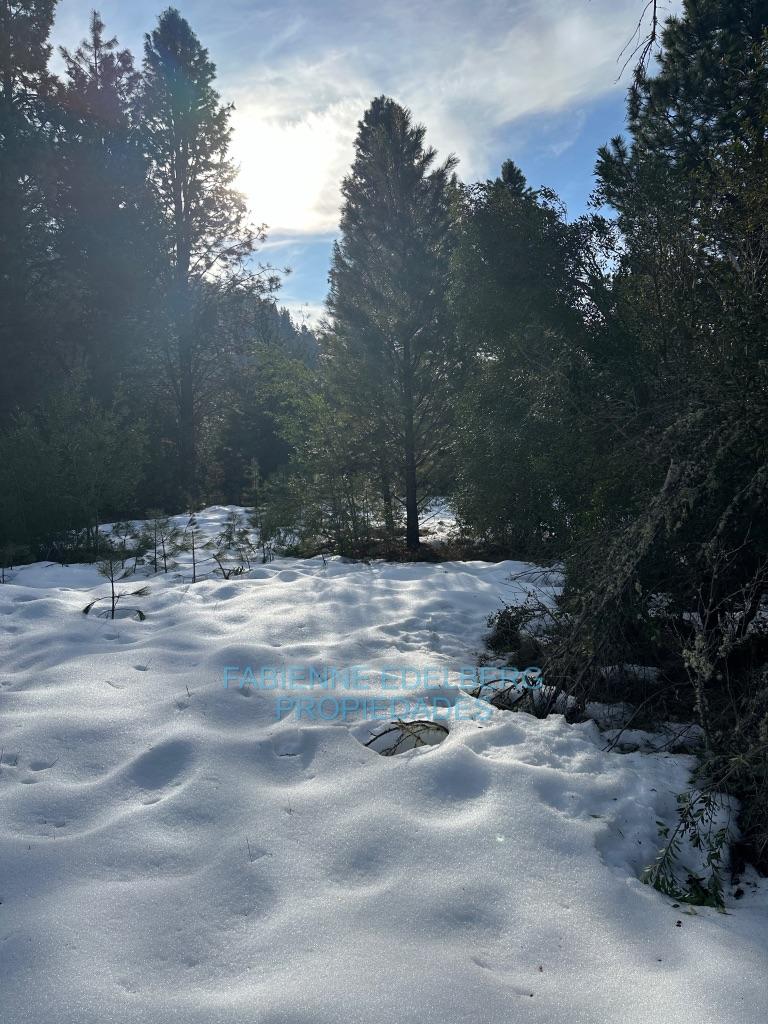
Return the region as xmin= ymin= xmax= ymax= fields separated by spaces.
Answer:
xmin=486 ymin=601 xmax=542 ymax=662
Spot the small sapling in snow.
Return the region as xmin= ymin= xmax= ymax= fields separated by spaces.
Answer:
xmin=82 ymin=552 xmax=150 ymax=620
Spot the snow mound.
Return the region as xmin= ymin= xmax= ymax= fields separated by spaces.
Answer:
xmin=0 ymin=508 xmax=766 ymax=1022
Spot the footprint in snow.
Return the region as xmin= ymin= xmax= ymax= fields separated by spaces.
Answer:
xmin=128 ymin=738 xmax=193 ymax=791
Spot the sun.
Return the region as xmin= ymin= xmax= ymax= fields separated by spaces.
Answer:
xmin=230 ymin=100 xmax=361 ymax=235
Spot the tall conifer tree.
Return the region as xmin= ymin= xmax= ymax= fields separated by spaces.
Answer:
xmin=138 ymin=7 xmax=256 ymax=500
xmin=0 ymin=0 xmax=57 ymax=106
xmin=0 ymin=0 xmax=59 ymax=415
xmin=55 ymin=11 xmax=157 ymax=398
xmin=327 ymin=97 xmax=458 ymax=549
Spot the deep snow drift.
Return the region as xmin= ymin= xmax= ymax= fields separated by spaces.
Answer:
xmin=1 ymin=507 xmax=766 ymax=1023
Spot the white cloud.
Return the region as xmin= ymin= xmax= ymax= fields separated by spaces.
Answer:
xmin=54 ymin=0 xmax=678 ymax=306
xmin=277 ymin=300 xmax=327 ymax=329
xmin=226 ymin=0 xmax=666 ymax=234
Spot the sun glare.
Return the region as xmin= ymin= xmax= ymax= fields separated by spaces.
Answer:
xmin=231 ymin=101 xmax=360 ymax=234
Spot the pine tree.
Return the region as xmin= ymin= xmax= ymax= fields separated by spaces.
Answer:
xmin=0 ymin=0 xmax=58 ymax=107
xmin=327 ymin=97 xmax=458 ymax=550
xmin=59 ymin=10 xmax=138 ymax=128
xmin=55 ymin=11 xmax=159 ymax=400
xmin=138 ymin=7 xmax=259 ymax=502
xmin=450 ymin=162 xmax=587 ymax=554
xmin=0 ymin=0 xmax=59 ymax=416
xmin=541 ymin=0 xmax=768 ymax=868
xmin=596 ymin=0 xmax=768 ymax=376
xmin=0 ymin=377 xmax=147 ymax=552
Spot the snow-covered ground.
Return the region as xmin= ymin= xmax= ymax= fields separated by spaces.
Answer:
xmin=1 ymin=507 xmax=766 ymax=1022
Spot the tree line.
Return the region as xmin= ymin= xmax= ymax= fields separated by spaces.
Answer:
xmin=0 ymin=2 xmax=315 ymax=556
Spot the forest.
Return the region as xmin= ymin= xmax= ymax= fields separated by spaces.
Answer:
xmin=2 ymin=0 xmax=768 ymax=922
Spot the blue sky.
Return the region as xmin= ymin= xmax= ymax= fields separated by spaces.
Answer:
xmin=52 ymin=1 xmax=675 ymax=322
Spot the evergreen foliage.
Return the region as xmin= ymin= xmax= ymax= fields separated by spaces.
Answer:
xmin=326 ymin=97 xmax=460 ymax=550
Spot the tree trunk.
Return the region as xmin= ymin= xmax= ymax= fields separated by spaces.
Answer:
xmin=174 ymin=229 xmax=195 ymax=503
xmin=404 ymin=421 xmax=419 ymax=551
xmin=402 ymin=346 xmax=420 ymax=551
xmin=178 ymin=331 xmax=196 ymax=503
xmin=380 ymin=463 xmax=395 ymax=546
xmin=172 ymin=137 xmax=195 ymax=503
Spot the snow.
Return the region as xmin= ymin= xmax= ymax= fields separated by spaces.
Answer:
xmin=1 ymin=507 xmax=766 ymax=1022
xmin=419 ymin=497 xmax=458 ymax=543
